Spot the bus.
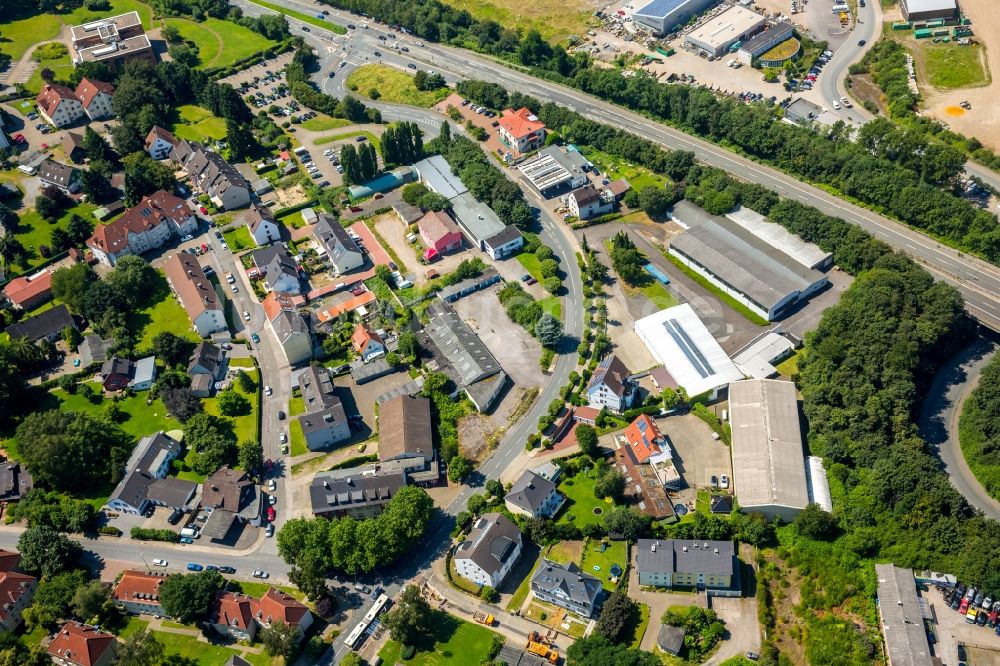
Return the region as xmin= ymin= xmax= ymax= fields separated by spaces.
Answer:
xmin=344 ymin=622 xmax=368 ymax=649
xmin=345 ymin=594 xmax=392 ymax=650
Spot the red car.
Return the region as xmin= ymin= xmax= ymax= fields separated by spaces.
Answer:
xmin=200 ymin=243 xmax=209 ymax=253
xmin=266 ymin=506 xmax=276 ymax=522
xmin=199 ymin=206 xmax=209 ymax=215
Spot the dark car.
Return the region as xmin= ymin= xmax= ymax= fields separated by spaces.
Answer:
xmin=219 ymin=566 xmax=236 ymax=574
xmin=206 ymin=565 xmax=219 ymax=571
xmin=328 ymin=71 xmax=336 ymax=77
xmin=167 ymin=509 xmax=184 ymax=525
xmin=347 ymin=23 xmax=356 ymax=29
xmin=977 ymin=611 xmax=989 ymax=626
xmin=858 ymin=39 xmax=866 ymax=46
xmin=373 ymin=50 xmax=382 ymax=57
xmin=278 ymin=410 xmax=286 ymax=420
xmin=407 ymin=63 xmax=417 ymax=69
xmin=302 ymin=26 xmax=310 ymax=31
xmin=951 ymin=596 xmax=962 ymax=610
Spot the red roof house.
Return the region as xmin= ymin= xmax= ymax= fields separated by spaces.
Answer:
xmin=47 ymin=621 xmax=117 ymax=666
xmin=2 ymin=270 xmax=52 ymax=310
xmin=622 ymin=414 xmax=664 ymax=464
xmin=351 ymin=323 xmax=386 ymax=362
xmin=497 ymin=107 xmax=546 ymax=154
xmin=417 ymin=210 xmax=463 ymax=260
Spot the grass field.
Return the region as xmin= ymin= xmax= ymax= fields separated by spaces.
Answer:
xmin=130 ymin=273 xmax=203 ymax=348
xmin=0 ymin=0 xmax=152 ymax=63
xmin=301 ymin=114 xmax=353 ymax=131
xmin=164 ymin=17 xmax=278 ymax=70
xmin=580 ymin=146 xmax=670 ymax=192
xmin=314 ymin=130 xmax=381 ymax=149
xmin=635 ymin=279 xmax=679 ymax=310
xmin=253 ymin=0 xmax=347 ymax=34
xmin=204 ymin=368 xmax=260 ymax=444
xmin=516 ymin=252 xmax=544 ymax=282
xmin=537 ymin=295 xmax=562 ymax=320
xmin=12 ymin=203 xmax=98 ymax=270
xmin=378 ymin=610 xmax=497 ymax=665
xmin=345 ymin=64 xmax=449 ymax=107
xmin=775 ymin=350 xmax=802 ymax=378
xmin=49 ymin=387 xmax=182 ymax=441
xmin=172 ymin=105 xmax=228 ymax=142
xmin=223 ymin=226 xmax=256 ymax=252
xmin=578 ymin=538 xmax=627 ymax=592
xmin=25 ymin=47 xmax=72 ymax=95
xmin=557 ymin=466 xmax=618 ymax=528
xmin=443 ymin=0 xmax=594 ymax=43
xmin=921 ymin=42 xmax=990 ymax=89
xmin=288 ymin=394 xmax=308 ymax=456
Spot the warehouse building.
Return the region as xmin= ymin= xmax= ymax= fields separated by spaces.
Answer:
xmin=414 ymin=155 xmax=466 ymax=199
xmin=728 ymin=379 xmax=809 ymax=521
xmin=518 ymin=146 xmax=590 ymax=196
xmin=632 ymin=0 xmax=720 ymax=35
xmin=669 ymin=201 xmax=829 ymax=321
xmin=685 ymin=6 xmax=767 ymax=58
xmin=875 ymin=564 xmax=934 ymax=666
xmin=634 ymin=304 xmax=743 ymax=400
xmin=736 ymin=22 xmax=796 ymax=65
xmin=900 ymin=0 xmax=957 ymax=22
xmin=726 ymin=207 xmax=832 ymax=270
xmin=731 ymin=332 xmax=795 ymax=379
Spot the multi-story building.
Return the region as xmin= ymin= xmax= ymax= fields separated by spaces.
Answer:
xmin=314 ymin=214 xmax=364 ymax=275
xmin=47 ymin=622 xmax=117 ymax=666
xmin=497 ymin=107 xmax=546 ymax=154
xmin=454 ymin=513 xmax=522 ymax=589
xmin=636 ymin=539 xmax=737 ymax=591
xmin=74 ymin=78 xmax=115 ymax=120
xmin=585 ymin=354 xmax=637 ymax=413
xmin=206 ymin=588 xmax=314 ymax=643
xmin=87 ymin=190 xmax=198 ymax=266
xmin=112 ymin=570 xmax=167 ymax=616
xmin=200 ymin=467 xmax=263 ymax=542
xmin=296 ymin=365 xmax=351 ymax=451
xmin=351 ymin=323 xmax=385 ymax=362
xmin=37 ymin=159 xmax=80 ymax=193
xmin=0 ymin=556 xmax=36 ymax=632
xmin=530 ymin=560 xmax=602 ymax=618
xmin=163 ymin=252 xmax=228 ymax=336
xmin=505 ymin=471 xmax=564 ymax=519
xmin=244 ymin=203 xmax=282 ymax=246
xmin=2 ymin=269 xmax=52 ymax=310
xmin=35 ymin=84 xmax=84 ymax=127
xmin=309 ymin=469 xmax=407 ymax=519
xmin=70 ymin=11 xmax=156 ymax=70
xmin=567 ymin=184 xmax=613 ymax=220
xmin=172 ymin=140 xmax=251 ymax=210
xmin=262 ymin=292 xmax=313 ymax=366
xmin=145 ymin=125 xmax=178 ymax=160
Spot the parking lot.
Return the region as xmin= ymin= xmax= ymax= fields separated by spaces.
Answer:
xmin=658 ymin=412 xmax=733 ymax=500
xmin=930 ymin=586 xmax=1000 ymax=666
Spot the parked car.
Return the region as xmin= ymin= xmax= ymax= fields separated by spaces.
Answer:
xmin=219 ymin=566 xmax=236 ymax=574
xmin=264 ymin=385 xmax=272 ymax=396
xmin=277 ymin=410 xmax=286 ymax=420
xmin=186 ymin=563 xmax=203 ymax=572
xmin=206 ymin=565 xmax=219 ymax=571
xmin=251 ymin=333 xmax=260 ymax=344
xmin=152 ymin=559 xmax=168 ymax=567
xmin=268 ymin=479 xmax=277 ymax=491
xmin=252 ymin=569 xmax=269 ymax=579
xmin=243 ymin=311 xmax=251 ymax=321
xmin=720 ymin=474 xmax=729 ymax=489
xmin=265 ymin=524 xmax=274 ymax=537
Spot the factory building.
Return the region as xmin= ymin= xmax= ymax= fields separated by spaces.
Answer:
xmin=684 ymin=6 xmax=767 ymax=58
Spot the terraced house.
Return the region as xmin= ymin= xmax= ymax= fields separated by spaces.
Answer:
xmin=87 ymin=190 xmax=198 ymax=266
xmin=172 ymin=140 xmax=251 ymax=211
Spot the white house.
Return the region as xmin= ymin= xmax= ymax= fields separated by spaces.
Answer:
xmin=172 ymin=140 xmax=251 ymax=210
xmin=568 ymin=184 xmax=613 ymax=220
xmin=145 ymin=125 xmax=178 ymax=160
xmin=87 ymin=190 xmax=198 ymax=266
xmin=585 ymin=354 xmax=637 ymax=413
xmin=454 ymin=513 xmax=522 ymax=589
xmin=244 ymin=203 xmax=282 ymax=246
xmin=505 ymin=471 xmax=564 ymax=519
xmin=75 ymin=78 xmax=115 ymax=120
xmin=314 ymin=214 xmax=364 ymax=274
xmin=35 ymin=84 xmax=84 ymax=127
xmin=351 ymin=324 xmax=385 ymax=362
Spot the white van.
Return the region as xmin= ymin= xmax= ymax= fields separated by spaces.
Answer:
xmin=17 ymin=165 xmax=36 ymax=176
xmin=180 ymin=527 xmax=200 ymax=539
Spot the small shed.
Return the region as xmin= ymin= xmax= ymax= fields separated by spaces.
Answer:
xmin=657 ymin=625 xmax=686 ymax=656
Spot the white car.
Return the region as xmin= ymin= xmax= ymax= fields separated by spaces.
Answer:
xmin=264 ymin=385 xmax=272 ymax=396
xmin=268 ymin=479 xmax=277 ymax=491
xmin=252 ymin=569 xmax=269 ymax=579
xmin=720 ymin=474 xmax=730 ymax=489
xmin=226 ymin=273 xmax=236 ymax=284
xmin=265 ymin=524 xmax=274 ymax=537
xmin=230 ymin=284 xmax=239 ymax=293
xmin=832 ymin=100 xmax=841 ymax=110
xmin=181 ymin=234 xmax=193 ymax=242
xmin=279 ymin=432 xmax=287 ymax=444
xmin=152 ymin=559 xmax=168 ymax=567
xmin=243 ymin=311 xmax=251 ymax=321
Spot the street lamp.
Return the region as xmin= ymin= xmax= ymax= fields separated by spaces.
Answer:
xmin=140 ymin=551 xmax=150 ymax=572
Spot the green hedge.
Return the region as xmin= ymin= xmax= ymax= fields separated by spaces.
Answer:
xmin=130 ymin=527 xmax=178 ymax=542
xmin=328 ymin=454 xmax=378 ymax=471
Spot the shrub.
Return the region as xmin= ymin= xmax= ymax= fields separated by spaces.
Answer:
xmin=98 ymin=526 xmax=122 ymax=536
xmin=130 ymin=527 xmax=177 ymax=542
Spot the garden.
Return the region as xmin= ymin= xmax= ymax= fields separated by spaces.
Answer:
xmin=556 ymin=463 xmax=620 ymax=528
xmin=203 ymin=366 xmax=260 ymax=444
xmin=128 ymin=272 xmax=202 ymax=348
xmin=12 ymin=202 xmax=98 ymax=271
xmin=46 ymin=386 xmax=181 ymax=441
xmin=164 ymin=17 xmax=279 ymax=70
xmin=345 ymin=65 xmax=449 ymax=107
xmin=172 ymin=105 xmax=229 ymax=142
xmin=287 ymin=393 xmax=309 ymax=457
xmin=378 ymin=610 xmax=498 ymax=665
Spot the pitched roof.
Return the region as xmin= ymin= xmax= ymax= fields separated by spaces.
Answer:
xmin=133 ymin=355 xmax=156 ymax=384
xmin=417 ymin=210 xmax=461 ymax=243
xmin=202 ymin=466 xmax=258 ymax=516
xmin=5 ymin=303 xmax=74 ymax=341
xmin=425 ymin=301 xmax=501 ymax=387
xmin=378 ymin=395 xmax=432 ymax=462
xmin=108 ymin=469 xmax=154 ymax=509
xmin=623 ymin=414 xmax=663 ymax=463
xmin=145 ymin=125 xmax=177 ymax=149
xmin=126 ymin=431 xmax=181 ymax=475
xmin=261 ymin=291 xmax=297 ymax=322
xmin=36 ymin=84 xmax=78 ymax=117
xmin=164 ymin=252 xmax=223 ymax=321
xmin=256 ymin=588 xmax=310 ymax=627
xmin=0 ymin=550 xmax=20 ymax=573
xmin=530 ymin=560 xmax=602 ymax=607
xmin=74 ymin=78 xmax=114 ymax=109
xmin=607 ymin=179 xmax=631 ymax=197
xmin=586 ymin=354 xmax=633 ymax=397
xmin=188 ymin=341 xmax=223 ymax=376
xmin=498 ymin=107 xmax=545 ymax=140
xmin=2 ymin=270 xmax=51 ymax=307
xmin=455 ymin=512 xmax=522 ymax=576
xmin=112 ymin=569 xmax=166 ymax=606
xmin=309 ymin=470 xmax=406 ymax=515
xmin=101 ymin=356 xmax=133 ymax=380
xmin=298 ymin=365 xmax=338 ymax=411
xmin=0 ymin=571 xmax=34 ymax=625
xmin=89 ymin=190 xmax=193 ymax=256
xmin=351 ymin=323 xmax=383 ymax=354
xmin=47 ymin=622 xmax=116 ymax=666
xmin=209 ymin=591 xmax=256 ymax=630
xmin=38 ymin=159 xmax=78 ymax=188
xmin=569 ymin=184 xmax=600 ymax=206
xmin=505 ymin=471 xmax=556 ymax=514
xmin=314 ymin=214 xmax=360 ymax=262
xmin=62 ymin=131 xmax=86 ymax=155
xmin=244 ymin=202 xmax=277 ymax=234
xmin=146 ymin=477 xmax=197 ymax=507
xmin=635 ymin=539 xmax=735 ymax=576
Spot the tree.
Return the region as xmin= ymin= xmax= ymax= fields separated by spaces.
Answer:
xmin=35 ymin=194 xmax=62 ymax=221
xmin=576 ymin=424 xmax=599 ymax=458
xmin=161 ymin=387 xmax=203 ymax=422
xmin=235 ymin=370 xmax=256 ymax=392
xmin=122 ymin=153 xmax=177 ymax=206
xmin=340 ymin=653 xmax=363 ymax=666
xmin=71 ymin=580 xmax=110 ymax=622
xmin=539 ymin=258 xmax=559 ymax=279
xmin=566 ymin=635 xmax=660 ymax=666
xmin=543 ymin=276 xmax=562 ymax=294
xmin=158 ymin=571 xmax=225 ymax=623
xmin=63 ymin=326 xmax=82 ymax=352
xmin=260 ymin=621 xmax=298 ymax=658
xmin=217 ymin=388 xmax=251 ymax=416
xmin=115 ymin=630 xmax=164 ymax=666
xmin=51 ymin=263 xmax=96 ymax=312
xmin=794 ymin=503 xmax=839 ymax=540
xmin=79 ymin=169 xmax=115 ymax=204
xmin=480 ymin=586 xmax=499 ymax=603
xmin=151 ymin=332 xmax=192 ymax=368
xmin=638 ymin=186 xmax=672 ymax=217
xmin=162 ymin=24 xmax=182 ymax=43
xmin=383 ymin=585 xmax=432 ymax=646
xmin=82 ymin=126 xmax=117 ymax=164
xmin=594 ymin=468 xmax=625 ymax=502
xmin=485 ymin=478 xmax=504 ymax=498
xmin=169 ymin=43 xmax=200 ymax=68
xmin=596 ymin=591 xmax=638 ymax=643
xmin=16 ymin=526 xmax=81 ymax=578
xmin=534 ymin=313 xmax=562 ymax=348
xmin=603 ymin=507 xmax=650 ymax=541
xmin=447 ymin=456 xmax=473 ymax=482
xmin=226 ymin=119 xmax=257 ymax=161
xmin=0 ymin=233 xmax=26 ymax=269
xmin=238 ymin=439 xmax=263 ymax=476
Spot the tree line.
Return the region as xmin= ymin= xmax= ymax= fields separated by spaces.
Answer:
xmin=286 ymin=43 xmax=380 ymax=124
xmin=438 ymin=134 xmax=533 ymax=229
xmin=380 ymin=121 xmax=425 ymax=168
xmin=339 ymin=142 xmax=379 ymax=185
xmin=958 ymin=351 xmax=1000 ymax=500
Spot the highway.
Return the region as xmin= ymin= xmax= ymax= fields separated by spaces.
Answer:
xmin=237 ymin=0 xmax=1000 ymax=331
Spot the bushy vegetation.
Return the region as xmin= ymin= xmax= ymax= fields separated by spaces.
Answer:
xmin=286 ymin=43 xmax=379 ymax=123
xmin=661 ymin=606 xmax=724 ymax=662
xmin=438 ymin=135 xmax=533 ymax=229
xmin=959 ymin=352 xmax=1000 ymax=499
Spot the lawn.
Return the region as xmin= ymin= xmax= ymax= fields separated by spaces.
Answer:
xmin=164 ymin=17 xmax=278 ymax=70
xmin=636 ymin=279 xmax=679 ymax=310
xmin=775 ymin=349 xmax=802 ymax=378
xmin=378 ymin=610 xmax=498 ymax=666
xmin=442 ymin=0 xmax=594 ymax=43
xmin=287 ymin=394 xmax=308 ymax=456
xmin=223 ymin=226 xmax=256 ymax=252
xmin=12 ymin=203 xmax=98 ymax=270
xmin=0 ymin=0 xmax=152 ymax=63
xmin=172 ymin=104 xmax=229 ymax=142
xmin=302 ymin=114 xmax=353 ymax=131
xmin=345 ymin=64 xmax=449 ymax=107
xmin=234 ymin=580 xmax=306 ymax=601
xmin=115 ymin=616 xmax=150 ymax=640
xmin=538 ymin=295 xmax=562 ymax=320
xmin=252 ymin=0 xmax=347 ymax=34
xmin=204 ymin=368 xmax=260 ymax=444
xmin=516 ymin=252 xmax=543 ymax=282
xmin=130 ymin=273 xmax=203 ymax=348
xmin=25 ymin=46 xmax=72 ymax=95
xmin=506 ymin=548 xmax=543 ymax=612
xmin=921 ymin=42 xmax=990 ymax=89
xmin=315 ymin=130 xmax=381 ymax=150
xmin=578 ymin=538 xmax=627 ymax=592
xmin=579 ymin=146 xmax=670 ymax=192
xmin=629 ymin=602 xmax=650 ymax=649
xmin=557 ymin=465 xmax=618 ymax=528
xmin=51 ymin=387 xmax=182 ymax=441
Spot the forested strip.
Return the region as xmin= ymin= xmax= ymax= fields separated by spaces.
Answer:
xmin=959 ymin=352 xmax=1000 ymax=499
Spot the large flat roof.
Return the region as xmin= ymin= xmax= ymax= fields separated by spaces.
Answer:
xmin=414 ymin=155 xmax=467 ymax=200
xmin=670 ymin=200 xmax=826 ymax=313
xmin=449 ymin=192 xmax=505 ymax=245
xmin=687 ymin=6 xmax=765 ymax=50
xmin=725 ymin=206 xmax=831 ymax=270
xmin=633 ymin=304 xmax=743 ymax=397
xmin=728 ymin=379 xmax=809 ymax=513
xmin=875 ymin=564 xmax=934 ymax=666
xmin=634 ymin=0 xmax=690 ymax=19
xmin=904 ymin=0 xmax=956 ymax=12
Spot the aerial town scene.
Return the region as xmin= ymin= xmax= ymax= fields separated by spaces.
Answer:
xmin=0 ymin=0 xmax=998 ymax=664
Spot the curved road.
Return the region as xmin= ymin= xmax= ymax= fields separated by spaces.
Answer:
xmin=919 ymin=336 xmax=1000 ymax=520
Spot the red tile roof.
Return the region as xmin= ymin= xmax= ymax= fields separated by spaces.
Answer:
xmin=623 ymin=414 xmax=663 ymax=464
xmin=36 ymin=84 xmax=78 ymax=117
xmin=0 ymin=571 xmax=34 ymax=625
xmin=209 ymin=592 xmax=256 ymax=630
xmin=112 ymin=570 xmax=165 ymax=606
xmin=316 ymin=290 xmax=376 ymax=322
xmin=416 ymin=210 xmax=461 ymax=245
xmin=351 ymin=323 xmax=383 ymax=354
xmin=74 ymin=78 xmax=114 ymax=109
xmin=2 ymin=270 xmax=51 ymax=308
xmin=47 ymin=621 xmax=115 ymax=666
xmin=262 ymin=291 xmax=297 ymax=321
xmin=256 ymin=588 xmax=310 ymax=627
xmin=87 ymin=190 xmax=192 ymax=256
xmin=497 ymin=107 xmax=545 ymax=140
xmin=0 ymin=550 xmax=20 ymax=573
xmin=145 ymin=125 xmax=178 ymax=149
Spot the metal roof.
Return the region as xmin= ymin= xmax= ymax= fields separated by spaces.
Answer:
xmin=635 ymin=539 xmax=735 ymax=576
xmin=725 ymin=206 xmax=831 ymax=270
xmin=728 ymin=379 xmax=809 ymax=513
xmin=425 ymin=301 xmax=502 ymax=386
xmin=875 ymin=564 xmax=934 ymax=666
xmin=449 ymin=192 xmax=506 ymax=246
xmin=686 ymin=6 xmax=766 ymax=50
xmin=414 ymin=155 xmax=467 ymax=199
xmin=903 ymin=0 xmax=956 ymax=12
xmin=633 ymin=0 xmax=690 ymax=18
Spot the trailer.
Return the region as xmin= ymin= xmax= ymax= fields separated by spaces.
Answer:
xmin=473 ymin=612 xmax=495 ymax=626
xmin=644 ymin=263 xmax=671 ymax=285
xmin=526 ymin=632 xmax=559 ymax=664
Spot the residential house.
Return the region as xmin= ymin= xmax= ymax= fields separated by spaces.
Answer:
xmin=296 ymin=365 xmax=351 ymax=451
xmin=100 ymin=357 xmax=134 ymax=391
xmin=417 ymin=210 xmax=462 ymax=261
xmin=78 ymin=334 xmax=113 ymax=366
xmin=606 ymin=178 xmax=632 ymax=202
xmin=244 ymin=203 xmax=281 ymax=246
xmin=262 ymin=292 xmax=313 ymax=366
xmin=47 ymin=622 xmax=117 ymax=666
xmin=253 ymin=244 xmax=300 ymax=294
xmin=530 ymin=560 xmax=602 ymax=618
xmin=635 ymin=539 xmax=737 ymax=590
xmin=74 ymin=78 xmax=115 ymax=120
xmin=145 ymin=125 xmax=178 ymax=160
xmin=0 ymin=561 xmax=36 ymax=632
xmin=585 ymin=354 xmax=636 ymax=413
xmin=567 ymin=184 xmax=612 ymax=220
xmin=309 ymin=469 xmax=407 ymax=519
xmin=497 ymin=107 xmax=546 ymax=154
xmin=351 ymin=323 xmax=385 ymax=362
xmin=87 ymin=190 xmax=198 ymax=266
xmin=106 ymin=465 xmax=196 ymax=516
xmin=4 ymin=303 xmax=75 ymax=343
xmin=612 ymin=442 xmax=676 ymax=520
xmin=0 ymin=461 xmax=32 ymax=502
xmin=225 ymin=657 xmax=253 ymax=666
xmin=2 ymin=269 xmax=52 ymax=310
xmin=38 ymin=159 xmax=80 ymax=193
xmin=36 ymin=84 xmax=84 ymax=127
xmin=131 ymin=355 xmax=157 ymax=390
xmin=126 ymin=431 xmax=182 ymax=480
xmin=172 ymin=140 xmax=251 ymax=210
xmin=200 ymin=467 xmax=263 ymax=541
xmin=454 ymin=513 xmax=522 ymax=589
xmin=622 ymin=414 xmax=665 ymax=464
xmin=314 ymin=214 xmax=363 ymax=275
xmin=505 ymin=471 xmax=564 ymax=519
xmin=483 ymin=226 xmax=524 ymax=261
xmin=69 ymin=11 xmax=156 ymax=70
xmin=62 ymin=131 xmax=87 ymax=164
xmin=187 ymin=341 xmax=225 ymax=395
xmin=113 ymin=570 xmax=167 ymax=616
xmin=255 ymin=588 xmax=313 ymax=641
xmin=206 ymin=592 xmax=258 ymax=642
xmin=163 ymin=252 xmax=227 ymax=337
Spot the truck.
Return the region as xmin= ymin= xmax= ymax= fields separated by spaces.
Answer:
xmin=473 ymin=612 xmax=495 ymax=626
xmin=526 ymin=632 xmax=559 ymax=664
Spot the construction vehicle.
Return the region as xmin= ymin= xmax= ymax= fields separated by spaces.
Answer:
xmin=527 ymin=632 xmax=559 ymax=664
xmin=473 ymin=612 xmax=495 ymax=626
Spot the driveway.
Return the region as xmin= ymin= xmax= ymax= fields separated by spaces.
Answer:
xmin=660 ymin=412 xmax=733 ymax=496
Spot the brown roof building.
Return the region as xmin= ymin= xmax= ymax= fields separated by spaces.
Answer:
xmin=201 ymin=467 xmax=262 ymax=540
xmin=74 ymin=78 xmax=115 ymax=120
xmin=163 ymin=252 xmax=227 ymax=337
xmin=87 ymin=190 xmax=198 ymax=266
xmin=378 ymin=395 xmax=433 ymax=465
xmin=47 ymin=622 xmax=116 ymax=666
xmin=206 ymin=592 xmax=258 ymax=641
xmin=145 ymin=125 xmax=178 ymax=160
xmin=112 ymin=570 xmax=166 ymax=616
xmin=36 ymin=84 xmax=84 ymax=127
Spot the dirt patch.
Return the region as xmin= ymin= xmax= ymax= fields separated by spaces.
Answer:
xmin=271 ymin=184 xmax=309 ymax=208
xmin=458 ymin=412 xmax=500 ymax=463
xmin=847 ymin=73 xmax=884 ymax=114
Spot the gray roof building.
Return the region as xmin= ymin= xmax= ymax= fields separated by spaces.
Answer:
xmin=132 ymin=356 xmax=157 ymax=387
xmin=783 ymin=98 xmax=825 ymax=125
xmin=188 ymin=342 xmax=224 ymax=378
xmin=79 ymin=334 xmax=113 ymax=366
xmin=263 ymin=246 xmax=300 ymax=293
xmin=414 ymin=155 xmax=467 ymax=199
xmin=636 ymin=539 xmax=736 ymax=577
xmin=425 ymin=301 xmax=501 ymax=387
xmin=657 ymin=625 xmax=686 ymax=656
xmin=0 ymin=461 xmax=32 ymax=501
xmin=454 ymin=512 xmax=522 ymax=585
xmin=309 ymin=470 xmax=407 ymax=519
xmin=518 ymin=146 xmax=590 ymax=193
xmin=530 ymin=560 xmax=603 ymax=618
xmin=350 ymin=356 xmax=394 ymax=384
xmin=5 ymin=304 xmax=75 ymax=342
xmin=392 ymin=201 xmax=424 ymax=225
xmin=37 ymin=159 xmax=79 ymax=192
xmin=125 ymin=432 xmax=181 ymax=478
xmin=314 ymin=214 xmax=363 ymax=273
xmin=437 ymin=268 xmax=501 ymax=303
xmin=875 ymin=564 xmax=934 ymax=666
xmin=201 ymin=467 xmax=261 ymax=532
xmin=145 ymin=477 xmax=197 ymax=509
xmin=296 ymin=365 xmax=351 ymax=451
xmin=449 ymin=192 xmax=506 ymax=249
xmin=505 ymin=470 xmax=562 ymax=518
xmin=378 ymin=395 xmax=433 ymax=464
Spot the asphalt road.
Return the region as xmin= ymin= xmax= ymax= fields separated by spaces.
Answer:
xmin=236 ymin=0 xmax=1000 ymax=332
xmin=818 ymin=0 xmax=879 ymax=125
